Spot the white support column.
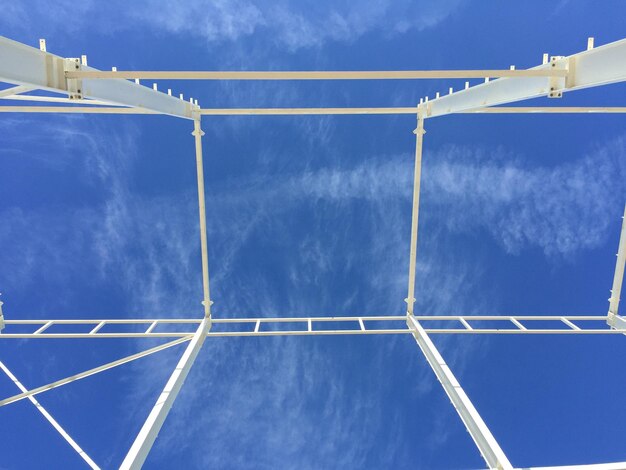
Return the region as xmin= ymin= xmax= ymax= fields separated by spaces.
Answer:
xmin=0 ymin=35 xmax=193 ymax=119
xmin=405 ymin=108 xmax=425 ymax=315
xmin=0 ymin=361 xmax=100 ymax=469
xmin=119 ymin=318 xmax=211 ymax=470
xmin=426 ymin=38 xmax=626 ymax=117
xmin=193 ymin=117 xmax=213 ymax=318
xmin=119 ymin=115 xmax=214 ymax=469
xmin=406 ymin=315 xmax=513 ymax=469
xmin=607 ymin=204 xmax=626 ymax=329
xmin=0 ymin=300 xmax=4 ymax=332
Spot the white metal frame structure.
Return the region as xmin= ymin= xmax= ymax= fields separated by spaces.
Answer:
xmin=1 ymin=34 xmax=626 ymax=469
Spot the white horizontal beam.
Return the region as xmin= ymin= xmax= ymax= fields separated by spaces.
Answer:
xmin=1 ymin=315 xmax=623 ymax=339
xmin=0 ymin=35 xmax=194 ymax=119
xmin=461 ymin=106 xmax=626 ymax=114
xmin=0 ymin=105 xmax=158 ymax=114
xmin=521 ymin=462 xmax=626 ymax=470
xmin=67 ymin=69 xmax=566 ymax=80
xmin=199 ymin=106 xmax=626 ymax=115
xmin=4 ymin=329 xmax=626 ymax=339
xmin=407 ymin=315 xmax=512 ymax=469
xmin=2 ymin=315 xmax=610 ymax=323
xmin=1 ymin=94 xmax=125 ymax=106
xmin=426 ymin=38 xmax=626 ymax=117
xmin=2 ymin=105 xmax=626 ymax=116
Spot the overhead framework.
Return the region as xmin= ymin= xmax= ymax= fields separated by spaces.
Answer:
xmin=1 ymin=33 xmax=626 ymax=469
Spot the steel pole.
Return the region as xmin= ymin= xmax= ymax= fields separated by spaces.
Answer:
xmin=406 ymin=315 xmax=512 ymax=469
xmin=193 ymin=117 xmax=213 ymax=317
xmin=119 ymin=116 xmax=213 ymax=468
xmin=406 ymin=108 xmax=425 ymax=315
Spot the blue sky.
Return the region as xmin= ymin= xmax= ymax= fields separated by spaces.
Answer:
xmin=1 ymin=1 xmax=626 ymax=468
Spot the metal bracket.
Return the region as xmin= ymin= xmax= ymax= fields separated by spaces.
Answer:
xmin=548 ymin=56 xmax=567 ymax=98
xmin=607 ymin=312 xmax=626 ymax=331
xmin=0 ymin=300 xmax=5 ymax=333
xmin=64 ymin=58 xmax=83 ymax=100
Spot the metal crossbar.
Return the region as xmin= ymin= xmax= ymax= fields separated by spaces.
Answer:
xmin=1 ymin=315 xmax=623 ymax=339
xmin=1 ymin=33 xmax=625 ymax=469
xmin=1 ymin=105 xmax=626 ymax=115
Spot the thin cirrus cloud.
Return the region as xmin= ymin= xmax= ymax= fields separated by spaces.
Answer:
xmin=1 ymin=118 xmax=624 ymax=316
xmin=2 ymin=116 xmax=624 ymax=466
xmin=132 ymin=0 xmax=465 ymax=50
xmin=1 ymin=0 xmax=464 ymax=51
xmin=423 ymin=140 xmax=626 ymax=256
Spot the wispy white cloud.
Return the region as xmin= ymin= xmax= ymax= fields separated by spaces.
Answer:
xmin=0 ymin=116 xmax=200 ymax=315
xmin=423 ymin=140 xmax=626 ymax=256
xmin=2 ymin=112 xmax=624 ymax=466
xmin=1 ymin=0 xmax=463 ymax=51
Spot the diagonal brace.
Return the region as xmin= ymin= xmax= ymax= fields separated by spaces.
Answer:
xmin=407 ymin=315 xmax=513 ymax=469
xmin=119 ymin=317 xmax=211 ymax=469
xmin=607 ymin=204 xmax=626 ymax=329
xmin=0 ymin=361 xmax=100 ymax=469
xmin=0 ymin=337 xmax=191 ymax=407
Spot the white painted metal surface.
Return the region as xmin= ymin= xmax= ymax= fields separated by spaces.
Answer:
xmin=193 ymin=118 xmax=213 ymax=318
xmin=0 ymin=361 xmax=100 ymax=469
xmin=426 ymin=38 xmax=626 ymax=117
xmin=3 ymin=105 xmax=626 ymax=115
xmin=405 ymin=109 xmax=425 ymax=315
xmin=0 ymin=33 xmax=625 ymax=470
xmin=0 ymin=93 xmax=124 ymax=106
xmin=1 ymin=315 xmax=622 ymax=339
xmin=521 ymin=462 xmax=626 ymax=470
xmin=607 ymin=205 xmax=626 ymax=329
xmin=67 ymin=69 xmax=566 ymax=80
xmin=0 ymin=84 xmax=33 ymax=97
xmin=118 ymin=116 xmax=214 ymax=468
xmin=406 ymin=315 xmax=512 ymax=469
xmin=0 ymin=338 xmax=190 ymax=407
xmin=0 ymin=36 xmax=193 ymax=119
xmin=119 ymin=318 xmax=211 ymax=470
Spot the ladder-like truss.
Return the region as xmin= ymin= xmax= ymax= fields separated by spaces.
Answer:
xmin=0 ymin=34 xmax=625 ymax=470
xmin=2 ymin=315 xmax=625 ymax=339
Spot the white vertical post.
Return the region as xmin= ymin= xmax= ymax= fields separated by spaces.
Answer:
xmin=405 ymin=107 xmax=425 ymax=315
xmin=119 ymin=318 xmax=211 ymax=469
xmin=193 ymin=117 xmax=213 ymax=318
xmin=607 ymin=204 xmax=626 ymax=329
xmin=406 ymin=315 xmax=512 ymax=469
xmin=120 ymin=115 xmax=214 ymax=469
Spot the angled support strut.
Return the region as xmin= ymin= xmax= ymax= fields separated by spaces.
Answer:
xmin=407 ymin=315 xmax=512 ymax=469
xmin=607 ymin=204 xmax=626 ymax=330
xmin=120 ymin=116 xmax=213 ymax=469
